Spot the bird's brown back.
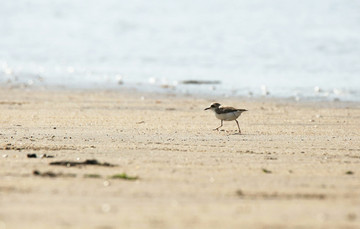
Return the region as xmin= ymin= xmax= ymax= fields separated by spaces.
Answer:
xmin=216 ymin=106 xmax=247 ymax=114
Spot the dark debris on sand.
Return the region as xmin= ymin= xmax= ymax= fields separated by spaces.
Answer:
xmin=27 ymin=153 xmax=55 ymax=158
xmin=33 ymin=170 xmax=76 ymax=178
xmin=49 ymin=159 xmax=116 ymax=167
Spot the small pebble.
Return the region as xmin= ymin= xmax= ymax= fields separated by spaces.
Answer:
xmin=27 ymin=153 xmax=37 ymax=158
xmin=236 ymin=189 xmax=244 ymax=196
xmin=101 ymin=203 xmax=111 ymax=213
xmin=2 ymin=154 xmax=8 ymax=158
xmin=40 ymin=154 xmax=55 ymax=158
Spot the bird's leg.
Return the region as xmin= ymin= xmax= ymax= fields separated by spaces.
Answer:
xmin=213 ymin=120 xmax=223 ymax=131
xmin=235 ymin=120 xmax=241 ymax=134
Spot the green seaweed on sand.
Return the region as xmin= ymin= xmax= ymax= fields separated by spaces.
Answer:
xmin=84 ymin=174 xmax=102 ymax=178
xmin=109 ymin=173 xmax=138 ymax=180
xmin=262 ymin=168 xmax=272 ymax=174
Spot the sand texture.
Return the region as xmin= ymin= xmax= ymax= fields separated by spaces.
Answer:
xmin=0 ymin=87 xmax=360 ymax=229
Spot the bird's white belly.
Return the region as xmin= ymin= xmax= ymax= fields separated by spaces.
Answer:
xmin=215 ymin=111 xmax=241 ymax=121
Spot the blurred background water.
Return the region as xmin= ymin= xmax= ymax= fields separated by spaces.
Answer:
xmin=1 ymin=0 xmax=360 ymax=101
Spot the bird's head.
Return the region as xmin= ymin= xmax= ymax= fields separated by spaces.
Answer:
xmin=204 ymin=103 xmax=221 ymax=111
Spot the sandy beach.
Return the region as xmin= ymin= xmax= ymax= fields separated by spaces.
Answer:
xmin=0 ymin=86 xmax=359 ymax=229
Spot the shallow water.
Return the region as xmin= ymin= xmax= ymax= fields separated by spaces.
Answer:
xmin=1 ymin=0 xmax=360 ymax=101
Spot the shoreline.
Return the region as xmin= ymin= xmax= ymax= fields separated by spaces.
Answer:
xmin=2 ymin=84 xmax=360 ymax=109
xmin=0 ymin=86 xmax=359 ymax=228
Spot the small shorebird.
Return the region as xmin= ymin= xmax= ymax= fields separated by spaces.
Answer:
xmin=204 ymin=103 xmax=247 ymax=133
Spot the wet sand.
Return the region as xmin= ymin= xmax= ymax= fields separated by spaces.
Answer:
xmin=0 ymin=87 xmax=359 ymax=229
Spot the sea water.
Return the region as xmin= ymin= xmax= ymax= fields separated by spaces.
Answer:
xmin=1 ymin=0 xmax=360 ymax=101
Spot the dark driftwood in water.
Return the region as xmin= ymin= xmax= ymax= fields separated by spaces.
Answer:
xmin=180 ymin=80 xmax=221 ymax=85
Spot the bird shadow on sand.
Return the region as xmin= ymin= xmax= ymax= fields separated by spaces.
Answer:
xmin=230 ymin=132 xmax=252 ymax=136
xmin=217 ymin=130 xmax=247 ymax=136
xmin=231 ymin=132 xmax=243 ymax=136
xmin=214 ymin=129 xmax=252 ymax=136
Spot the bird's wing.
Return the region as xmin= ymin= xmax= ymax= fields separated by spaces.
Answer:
xmin=219 ymin=107 xmax=248 ymax=113
xmin=219 ymin=106 xmax=240 ymax=113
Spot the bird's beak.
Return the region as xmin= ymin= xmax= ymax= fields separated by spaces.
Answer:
xmin=204 ymin=107 xmax=210 ymax=110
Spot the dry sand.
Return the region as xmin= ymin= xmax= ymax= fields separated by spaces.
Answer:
xmin=0 ymin=87 xmax=359 ymax=229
